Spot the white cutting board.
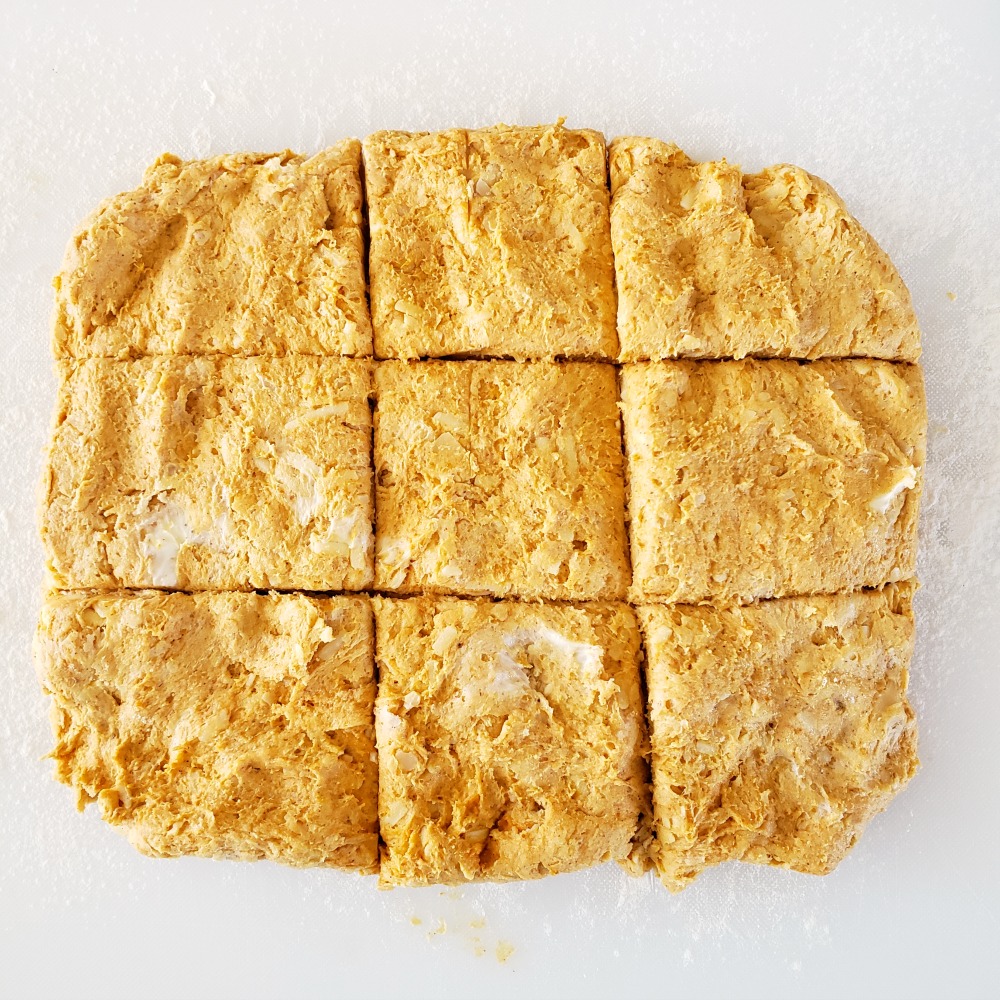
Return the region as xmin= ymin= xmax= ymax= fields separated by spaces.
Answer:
xmin=2 ymin=2 xmax=998 ymax=997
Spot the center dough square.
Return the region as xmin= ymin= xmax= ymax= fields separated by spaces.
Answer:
xmin=372 ymin=596 xmax=648 ymax=886
xmin=363 ymin=124 xmax=618 ymax=360
xmin=41 ymin=357 xmax=374 ymax=591
xmin=621 ymin=358 xmax=926 ymax=605
xmin=373 ymin=360 xmax=630 ymax=600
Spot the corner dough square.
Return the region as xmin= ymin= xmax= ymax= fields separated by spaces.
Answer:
xmin=41 ymin=357 xmax=374 ymax=590
xmin=363 ymin=124 xmax=617 ymax=360
xmin=372 ymin=597 xmax=648 ymax=886
xmin=34 ymin=591 xmax=378 ymax=870
xmin=54 ymin=143 xmax=372 ymax=358
xmin=621 ymin=359 xmax=925 ymax=605
xmin=374 ymin=360 xmax=630 ymax=600
xmin=609 ymin=137 xmax=920 ymax=362
xmin=638 ymin=585 xmax=918 ymax=890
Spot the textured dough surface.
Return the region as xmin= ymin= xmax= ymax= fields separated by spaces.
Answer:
xmin=54 ymin=143 xmax=372 ymax=358
xmin=609 ymin=137 xmax=920 ymax=362
xmin=41 ymin=357 xmax=374 ymax=590
xmin=374 ymin=360 xmax=630 ymax=600
xmin=373 ymin=597 xmax=648 ymax=886
xmin=34 ymin=591 xmax=378 ymax=869
xmin=621 ymin=359 xmax=926 ymax=604
xmin=364 ymin=124 xmax=617 ymax=360
xmin=639 ymin=585 xmax=918 ymax=891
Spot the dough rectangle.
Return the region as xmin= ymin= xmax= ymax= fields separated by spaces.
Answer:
xmin=621 ymin=358 xmax=926 ymax=604
xmin=54 ymin=143 xmax=372 ymax=358
xmin=34 ymin=591 xmax=379 ymax=870
xmin=373 ymin=359 xmax=630 ymax=600
xmin=373 ymin=596 xmax=648 ymax=886
xmin=41 ymin=356 xmax=374 ymax=591
xmin=639 ymin=585 xmax=918 ymax=890
xmin=364 ymin=124 xmax=618 ymax=360
xmin=609 ymin=137 xmax=921 ymax=362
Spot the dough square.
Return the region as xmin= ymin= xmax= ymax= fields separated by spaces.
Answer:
xmin=621 ymin=359 xmax=926 ymax=605
xmin=54 ymin=143 xmax=372 ymax=358
xmin=373 ymin=360 xmax=630 ymax=600
xmin=638 ymin=585 xmax=918 ymax=891
xmin=609 ymin=137 xmax=920 ymax=362
xmin=363 ymin=124 xmax=618 ymax=360
xmin=42 ymin=357 xmax=374 ymax=590
xmin=372 ymin=597 xmax=648 ymax=886
xmin=34 ymin=591 xmax=379 ymax=870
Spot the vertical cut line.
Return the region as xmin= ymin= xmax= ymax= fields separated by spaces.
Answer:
xmin=602 ymin=131 xmax=623 ymax=365
xmin=358 ymin=136 xmax=375 ymax=362
xmin=629 ymin=602 xmax=657 ymax=879
xmin=369 ymin=589 xmax=387 ymax=874
xmin=368 ymin=360 xmax=380 ymax=596
xmin=615 ymin=363 xmax=636 ymax=600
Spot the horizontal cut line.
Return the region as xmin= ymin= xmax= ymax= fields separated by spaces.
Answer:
xmin=41 ymin=578 xmax=918 ymax=609
xmin=54 ymin=354 xmax=923 ymax=367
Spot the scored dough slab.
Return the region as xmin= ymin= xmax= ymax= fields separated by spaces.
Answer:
xmin=41 ymin=357 xmax=374 ymax=591
xmin=373 ymin=359 xmax=630 ymax=600
xmin=609 ymin=137 xmax=921 ymax=362
xmin=364 ymin=124 xmax=617 ymax=360
xmin=54 ymin=143 xmax=372 ymax=358
xmin=34 ymin=591 xmax=379 ymax=870
xmin=373 ymin=596 xmax=648 ymax=886
xmin=621 ymin=358 xmax=926 ymax=605
xmin=638 ymin=585 xmax=918 ymax=891
xmin=35 ymin=128 xmax=930 ymax=892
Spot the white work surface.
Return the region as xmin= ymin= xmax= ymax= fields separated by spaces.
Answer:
xmin=2 ymin=2 xmax=998 ymax=997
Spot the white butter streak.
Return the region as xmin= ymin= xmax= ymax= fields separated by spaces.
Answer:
xmin=504 ymin=625 xmax=604 ymax=677
xmin=869 ymin=465 xmax=917 ymax=514
xmin=376 ymin=704 xmax=406 ymax=743
xmin=273 ymin=448 xmax=325 ymax=525
xmin=137 ymin=497 xmax=231 ymax=587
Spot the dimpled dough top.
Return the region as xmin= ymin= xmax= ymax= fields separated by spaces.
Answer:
xmin=374 ymin=360 xmax=630 ymax=600
xmin=53 ymin=143 xmax=372 ymax=358
xmin=621 ymin=359 xmax=926 ymax=605
xmin=609 ymin=137 xmax=920 ymax=362
xmin=363 ymin=124 xmax=618 ymax=360
xmin=41 ymin=357 xmax=374 ymax=591
xmin=373 ymin=597 xmax=648 ymax=886
xmin=639 ymin=585 xmax=918 ymax=891
xmin=34 ymin=591 xmax=379 ymax=869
